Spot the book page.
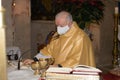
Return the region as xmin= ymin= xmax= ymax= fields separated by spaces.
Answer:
xmin=46 ymin=67 xmax=72 ymax=73
xmin=73 ymin=65 xmax=102 ymax=73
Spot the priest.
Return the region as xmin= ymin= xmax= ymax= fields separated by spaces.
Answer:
xmin=24 ymin=11 xmax=96 ymax=67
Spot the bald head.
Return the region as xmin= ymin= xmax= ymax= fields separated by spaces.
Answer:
xmin=55 ymin=11 xmax=73 ymax=27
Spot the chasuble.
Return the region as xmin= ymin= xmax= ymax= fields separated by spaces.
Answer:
xmin=40 ymin=22 xmax=96 ymax=67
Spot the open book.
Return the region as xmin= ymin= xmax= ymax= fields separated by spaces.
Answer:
xmin=46 ymin=65 xmax=101 ymax=80
xmin=72 ymin=65 xmax=102 ymax=75
xmin=46 ymin=65 xmax=102 ymax=75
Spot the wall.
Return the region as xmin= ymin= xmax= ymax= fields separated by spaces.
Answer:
xmin=3 ymin=0 xmax=13 ymax=46
xmin=98 ymin=1 xmax=116 ymax=70
xmin=5 ymin=0 xmax=31 ymax=58
xmin=31 ymin=20 xmax=55 ymax=57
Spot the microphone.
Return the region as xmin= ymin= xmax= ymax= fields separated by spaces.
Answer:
xmin=17 ymin=49 xmax=31 ymax=70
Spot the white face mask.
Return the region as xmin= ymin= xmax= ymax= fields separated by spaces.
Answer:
xmin=57 ymin=25 xmax=70 ymax=35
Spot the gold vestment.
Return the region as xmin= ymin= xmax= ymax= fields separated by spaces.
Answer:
xmin=41 ymin=22 xmax=96 ymax=67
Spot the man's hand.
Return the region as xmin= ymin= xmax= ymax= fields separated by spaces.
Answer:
xmin=23 ymin=59 xmax=34 ymax=65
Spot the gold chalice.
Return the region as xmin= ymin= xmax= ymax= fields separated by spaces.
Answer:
xmin=31 ymin=61 xmax=41 ymax=75
xmin=38 ymin=58 xmax=54 ymax=78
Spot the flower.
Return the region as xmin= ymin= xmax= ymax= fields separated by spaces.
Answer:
xmin=52 ymin=0 xmax=105 ymax=29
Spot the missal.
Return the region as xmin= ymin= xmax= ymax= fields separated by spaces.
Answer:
xmin=45 ymin=65 xmax=102 ymax=80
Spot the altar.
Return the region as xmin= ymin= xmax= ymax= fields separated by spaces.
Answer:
xmin=7 ymin=61 xmax=102 ymax=80
xmin=7 ymin=61 xmax=40 ymax=80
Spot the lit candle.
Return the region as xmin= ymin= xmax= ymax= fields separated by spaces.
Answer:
xmin=0 ymin=0 xmax=5 ymax=28
xmin=0 ymin=0 xmax=1 ymax=6
xmin=115 ymin=7 xmax=119 ymax=14
xmin=0 ymin=0 xmax=2 ymax=28
xmin=0 ymin=12 xmax=3 ymax=27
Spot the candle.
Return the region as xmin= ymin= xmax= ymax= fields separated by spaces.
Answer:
xmin=0 ymin=0 xmax=1 ymax=6
xmin=0 ymin=12 xmax=3 ymax=27
xmin=0 ymin=0 xmax=5 ymax=28
xmin=115 ymin=7 xmax=119 ymax=14
xmin=0 ymin=0 xmax=2 ymax=28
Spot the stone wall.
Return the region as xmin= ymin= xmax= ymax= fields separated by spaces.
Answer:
xmin=98 ymin=1 xmax=116 ymax=70
xmin=3 ymin=0 xmax=31 ymax=58
xmin=3 ymin=0 xmax=13 ymax=46
xmin=31 ymin=20 xmax=55 ymax=57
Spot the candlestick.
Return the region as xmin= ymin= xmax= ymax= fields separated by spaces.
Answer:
xmin=113 ymin=7 xmax=119 ymax=67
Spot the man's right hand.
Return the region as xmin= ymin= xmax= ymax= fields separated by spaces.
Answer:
xmin=23 ymin=59 xmax=34 ymax=65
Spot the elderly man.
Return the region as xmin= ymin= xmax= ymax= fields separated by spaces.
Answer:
xmin=24 ymin=11 xmax=96 ymax=67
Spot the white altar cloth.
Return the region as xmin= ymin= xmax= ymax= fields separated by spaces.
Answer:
xmin=8 ymin=61 xmax=40 ymax=80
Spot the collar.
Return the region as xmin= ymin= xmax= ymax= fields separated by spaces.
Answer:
xmin=59 ymin=21 xmax=80 ymax=37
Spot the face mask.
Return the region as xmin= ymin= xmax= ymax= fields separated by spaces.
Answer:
xmin=57 ymin=25 xmax=70 ymax=35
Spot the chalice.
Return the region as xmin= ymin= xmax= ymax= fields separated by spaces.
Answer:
xmin=31 ymin=61 xmax=41 ymax=75
xmin=38 ymin=58 xmax=54 ymax=79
